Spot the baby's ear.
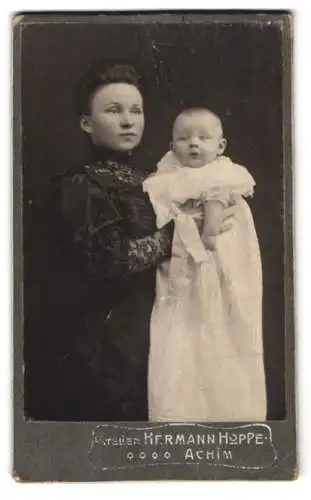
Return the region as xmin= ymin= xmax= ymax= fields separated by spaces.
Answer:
xmin=169 ymin=141 xmax=175 ymax=153
xmin=218 ymin=138 xmax=227 ymax=155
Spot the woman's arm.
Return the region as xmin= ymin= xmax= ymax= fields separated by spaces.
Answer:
xmin=79 ymin=215 xmax=173 ymax=278
xmin=51 ymin=173 xmax=173 ymax=280
xmin=128 ymin=224 xmax=173 ymax=273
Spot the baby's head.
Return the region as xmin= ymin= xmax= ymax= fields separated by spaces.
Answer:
xmin=171 ymin=108 xmax=227 ymax=168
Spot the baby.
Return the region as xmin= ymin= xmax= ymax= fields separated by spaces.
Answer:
xmin=144 ymin=107 xmax=266 ymax=422
xmin=170 ymin=108 xmax=230 ymax=249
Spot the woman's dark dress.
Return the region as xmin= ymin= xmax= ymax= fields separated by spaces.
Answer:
xmin=51 ymin=150 xmax=172 ymax=421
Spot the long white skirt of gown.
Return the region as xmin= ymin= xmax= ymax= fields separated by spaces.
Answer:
xmin=148 ymin=199 xmax=267 ymax=422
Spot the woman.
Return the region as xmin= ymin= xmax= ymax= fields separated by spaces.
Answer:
xmin=52 ymin=62 xmax=236 ymax=421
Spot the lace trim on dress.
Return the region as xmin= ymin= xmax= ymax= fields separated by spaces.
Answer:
xmin=89 ymin=160 xmax=148 ymax=186
xmin=128 ymin=229 xmax=171 ymax=273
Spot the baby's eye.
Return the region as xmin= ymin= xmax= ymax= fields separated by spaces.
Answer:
xmin=131 ymin=107 xmax=143 ymax=115
xmin=199 ymin=136 xmax=209 ymax=140
xmin=178 ymin=137 xmax=187 ymax=141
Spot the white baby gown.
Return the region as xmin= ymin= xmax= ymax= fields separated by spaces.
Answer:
xmin=143 ymin=152 xmax=267 ymax=422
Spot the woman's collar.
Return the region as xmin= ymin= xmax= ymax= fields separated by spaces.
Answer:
xmin=90 ymin=144 xmax=134 ymax=164
xmin=87 ymin=144 xmax=147 ymax=185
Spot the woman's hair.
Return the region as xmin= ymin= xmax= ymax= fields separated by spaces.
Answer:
xmin=75 ymin=61 xmax=143 ymax=116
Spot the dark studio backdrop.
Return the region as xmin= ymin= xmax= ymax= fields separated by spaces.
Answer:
xmin=21 ymin=20 xmax=285 ymax=420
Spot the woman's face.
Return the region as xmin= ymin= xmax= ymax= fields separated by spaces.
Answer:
xmin=81 ymin=82 xmax=145 ymax=152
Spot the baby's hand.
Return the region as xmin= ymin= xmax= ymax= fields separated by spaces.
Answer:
xmin=203 ymin=200 xmax=225 ymax=238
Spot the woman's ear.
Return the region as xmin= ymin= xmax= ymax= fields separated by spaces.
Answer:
xmin=80 ymin=115 xmax=93 ymax=135
xmin=218 ymin=138 xmax=227 ymax=155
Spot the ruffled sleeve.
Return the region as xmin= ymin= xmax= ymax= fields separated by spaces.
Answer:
xmin=199 ymin=158 xmax=256 ymax=203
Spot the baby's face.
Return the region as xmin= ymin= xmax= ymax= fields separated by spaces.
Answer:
xmin=172 ymin=112 xmax=226 ymax=168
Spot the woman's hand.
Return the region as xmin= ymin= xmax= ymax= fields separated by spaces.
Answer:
xmin=197 ymin=199 xmax=238 ymax=235
xmin=180 ymin=197 xmax=238 ymax=235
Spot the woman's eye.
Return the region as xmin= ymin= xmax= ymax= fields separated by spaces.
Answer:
xmin=105 ymin=107 xmax=120 ymax=114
